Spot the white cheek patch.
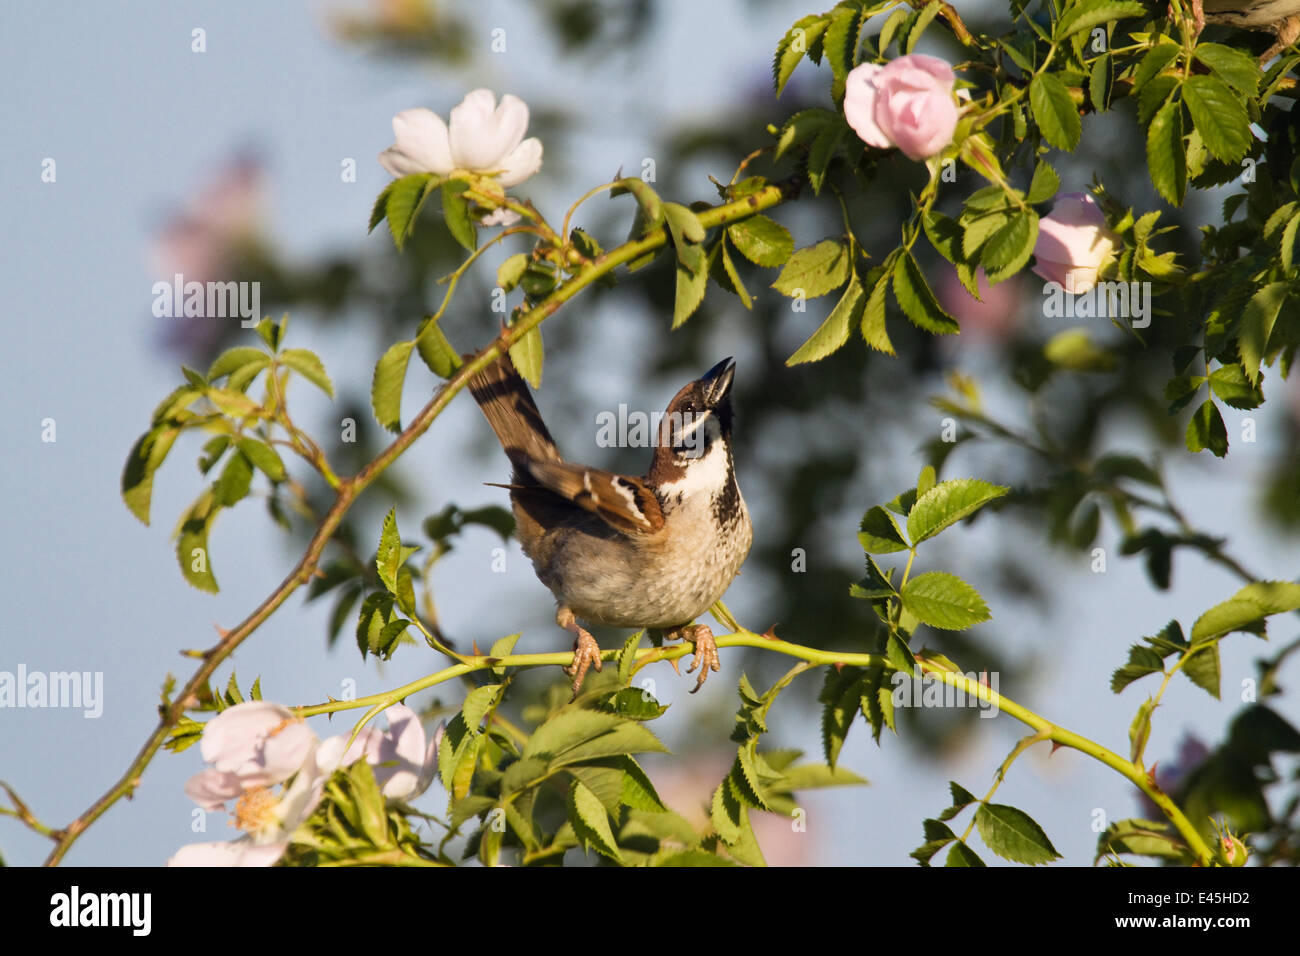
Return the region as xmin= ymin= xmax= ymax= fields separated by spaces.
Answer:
xmin=657 ymin=439 xmax=730 ymax=501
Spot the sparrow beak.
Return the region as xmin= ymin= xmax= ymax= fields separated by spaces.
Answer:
xmin=699 ymin=357 xmax=736 ymax=408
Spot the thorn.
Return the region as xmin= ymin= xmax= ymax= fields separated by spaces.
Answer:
xmin=833 ymin=661 xmax=845 ymax=673
xmin=472 ymin=639 xmax=482 ymax=657
xmin=212 ymin=623 xmax=230 ymax=639
xmin=761 ymin=624 xmax=780 ymax=640
xmin=667 ymin=656 xmax=681 ymax=677
xmin=1050 ymin=741 xmax=1065 ymax=755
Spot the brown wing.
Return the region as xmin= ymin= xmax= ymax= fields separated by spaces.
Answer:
xmin=523 ymin=460 xmax=665 ymax=535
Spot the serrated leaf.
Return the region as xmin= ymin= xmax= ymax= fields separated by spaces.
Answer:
xmin=382 ymin=173 xmax=438 ymax=250
xmin=771 ymin=239 xmax=850 ymax=298
xmin=900 ymin=572 xmax=990 ymax=630
xmin=441 ymin=179 xmax=477 ymax=251
xmin=718 ymin=241 xmax=752 ymax=309
xmin=893 ymin=252 xmax=959 ymax=334
xmin=859 ymin=267 xmax=894 ymax=354
xmin=1054 ymin=1 xmax=1145 ymax=40
xmin=1239 ymin=282 xmax=1289 ymax=386
xmin=673 ymin=243 xmax=710 ymax=329
xmin=1147 ymin=98 xmax=1187 ymax=206
xmin=371 ymin=340 xmax=414 ymax=433
xmin=415 ymin=317 xmax=461 ymax=380
xmin=1182 ymin=643 xmax=1221 ymax=699
xmin=727 ymin=214 xmax=793 ymax=267
xmin=279 ymin=349 xmax=334 ymax=397
xmin=122 ymin=425 xmax=180 ymax=525
xmin=939 ymin=781 xmax=978 ymax=821
xmin=1026 ymin=162 xmax=1060 ymax=204
xmin=462 ymin=684 xmax=503 ymax=730
xmin=859 ymin=505 xmax=909 ymax=553
xmin=906 ymin=478 xmax=1008 ymax=544
xmin=945 ymin=841 xmax=987 ymax=866
xmin=207 ymin=347 xmax=270 ymax=383
xmin=974 ymin=803 xmax=1060 ymax=864
xmin=1193 ymin=43 xmax=1260 ymax=95
xmin=213 ymin=449 xmax=253 ymax=506
xmin=375 ymin=508 xmax=403 ymax=593
xmin=509 ymin=326 xmax=544 ymax=389
xmin=176 ymin=493 xmax=220 ymax=593
xmin=1208 ymin=363 xmax=1263 ymax=409
xmin=1030 ymin=73 xmax=1081 ymax=150
xmin=1182 ymin=74 xmax=1251 ymax=163
xmin=496 ymin=253 xmax=528 ymax=292
xmin=1185 ymin=399 xmax=1227 ymax=457
xmin=235 ymin=437 xmax=286 ymax=483
xmin=786 ymin=271 xmax=861 ymax=365
xmin=773 ymin=15 xmax=829 ymax=96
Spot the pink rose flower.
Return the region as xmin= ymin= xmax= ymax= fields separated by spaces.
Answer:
xmin=1032 ymin=193 xmax=1118 ymax=295
xmin=843 ymin=54 xmax=960 ymax=161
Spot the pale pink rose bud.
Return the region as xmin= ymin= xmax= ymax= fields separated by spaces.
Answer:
xmin=843 ymin=54 xmax=960 ymax=161
xmin=1032 ymin=193 xmax=1118 ymax=295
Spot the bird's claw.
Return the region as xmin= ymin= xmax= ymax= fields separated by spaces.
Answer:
xmin=671 ymin=624 xmax=720 ymax=693
xmin=562 ymin=627 xmax=603 ymax=698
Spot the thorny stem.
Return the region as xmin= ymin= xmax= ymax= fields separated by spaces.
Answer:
xmin=38 ymin=176 xmax=800 ymax=867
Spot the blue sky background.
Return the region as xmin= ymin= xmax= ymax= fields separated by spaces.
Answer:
xmin=1 ymin=0 xmax=1297 ymax=866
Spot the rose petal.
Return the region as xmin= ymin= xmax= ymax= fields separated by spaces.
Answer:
xmin=385 ymin=108 xmax=454 ymax=176
xmin=844 ymin=63 xmax=892 ymax=149
xmin=495 ymin=137 xmax=542 ymax=188
xmin=166 ymin=839 xmax=287 ymax=867
xmin=449 ymin=89 xmax=514 ymax=170
xmin=183 ymin=769 xmax=244 ymax=811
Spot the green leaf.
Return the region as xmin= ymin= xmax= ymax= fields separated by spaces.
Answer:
xmin=522 ymin=710 xmax=666 ymax=765
xmin=496 ymin=253 xmax=529 ymax=292
xmin=974 ymin=803 xmax=1061 ymax=864
xmin=663 ymin=202 xmax=706 ymax=247
xmin=1191 ymin=581 xmax=1300 ymax=643
xmin=617 ymin=633 xmax=642 ymax=687
xmin=906 ymin=478 xmax=1009 ymax=544
xmin=375 ymin=507 xmax=403 ymax=594
xmin=235 ymin=437 xmax=286 ymax=483
xmin=945 ymin=842 xmax=986 ymax=867
xmin=900 ymin=572 xmax=990 ymax=631
xmin=371 ymin=340 xmax=414 ymax=433
xmin=1208 ymin=363 xmax=1263 ymax=409
xmin=462 ymin=684 xmax=503 ymax=730
xmin=1130 ymin=697 xmax=1155 ymax=763
xmin=489 ymin=633 xmax=521 ymax=676
xmin=207 ymin=347 xmax=270 ymax=383
xmin=806 ymin=116 xmax=848 ymax=195
xmin=727 ymin=215 xmax=793 ymax=267
xmin=1184 ymin=399 xmax=1228 ymax=457
xmin=717 ymin=242 xmax=752 ymax=309
xmin=279 ymin=349 xmax=334 ymax=398
xmin=1182 ymin=643 xmax=1221 ymax=699
xmin=509 ymin=326 xmax=544 ymax=389
xmin=1026 ymin=162 xmax=1060 ymax=204
xmin=382 ymin=173 xmax=438 ymax=250
xmin=1029 ymin=73 xmax=1081 ymax=150
xmin=672 ymin=243 xmax=710 ymax=329
xmin=858 ymin=505 xmax=909 ymax=554
xmin=176 ymin=492 xmax=221 ymax=593
xmin=1238 ymin=282 xmax=1289 ymax=386
xmin=213 ymin=449 xmax=253 ymax=506
xmin=122 ymin=425 xmax=180 ymax=525
xmin=859 ymin=267 xmax=894 ymax=355
xmin=1182 ymin=74 xmax=1251 ymax=163
xmin=771 ymin=239 xmax=850 ymax=298
xmin=572 ymin=780 xmax=621 ymax=863
xmin=824 ymin=3 xmax=864 ymax=101
xmin=1147 ymin=98 xmax=1187 ymax=206
xmin=786 ymin=272 xmax=862 ymax=365
xmin=980 ymin=211 xmax=1038 ymax=271
xmin=1055 ymin=1 xmax=1145 ymax=40
xmin=772 ymin=14 xmax=829 ymax=96
xmin=774 ymin=108 xmax=837 ymax=160
xmin=893 ymin=252 xmax=959 ymax=334
xmin=1193 ymin=43 xmax=1261 ymax=95
xmin=415 ymin=317 xmax=462 ymax=380
xmin=939 ymin=781 xmax=978 ymax=821
xmin=441 ymin=180 xmax=477 ymax=251
xmin=711 ymin=781 xmax=742 ymax=844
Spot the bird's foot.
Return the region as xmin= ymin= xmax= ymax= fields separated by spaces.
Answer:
xmin=666 ymin=623 xmax=721 ymax=693
xmin=561 ymin=625 xmax=603 ymax=698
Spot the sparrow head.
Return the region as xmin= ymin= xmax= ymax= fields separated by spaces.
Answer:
xmin=656 ymin=357 xmax=735 ymax=463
